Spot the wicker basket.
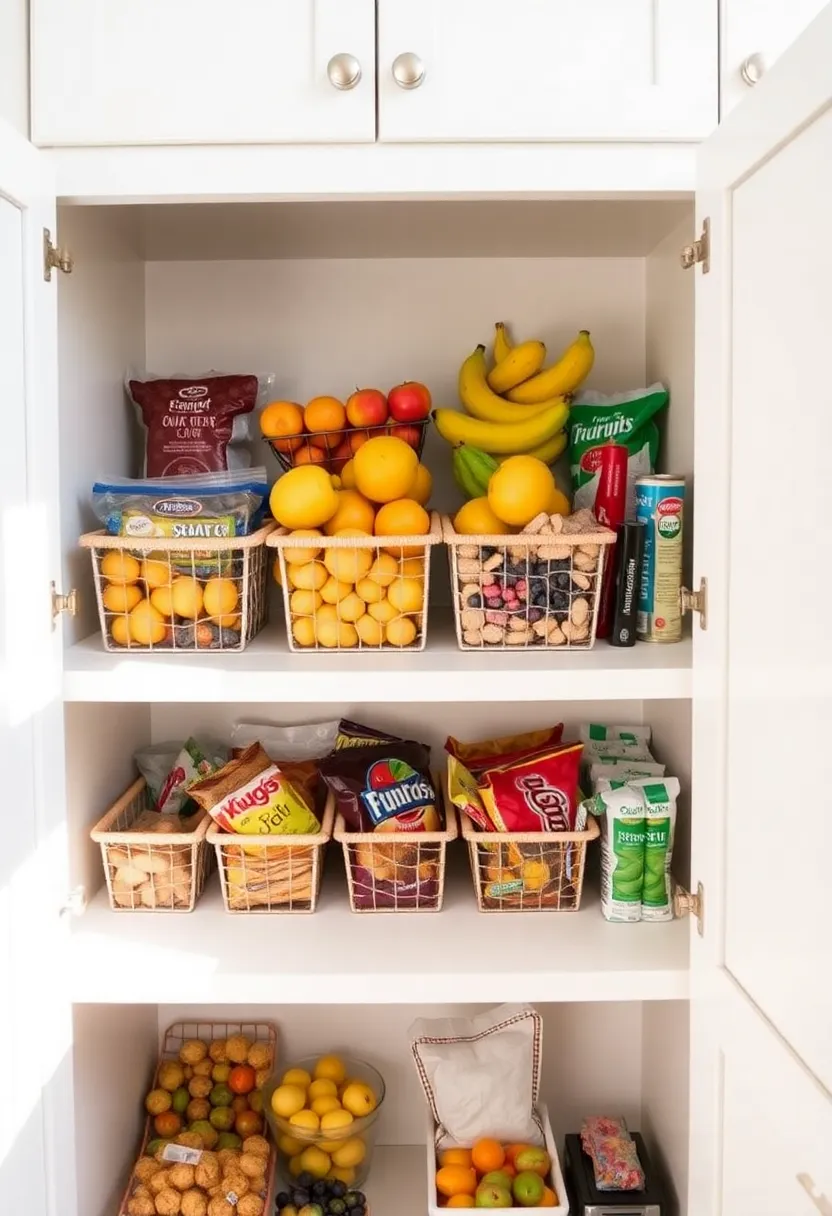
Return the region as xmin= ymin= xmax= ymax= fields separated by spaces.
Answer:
xmin=207 ymin=791 xmax=335 ymax=913
xmin=334 ymin=776 xmax=457 ymax=913
xmin=117 ymin=1019 xmax=278 ymax=1216
xmin=265 ymin=417 xmax=430 ymax=473
xmin=79 ymin=522 xmax=274 ymax=653
xmin=461 ymin=806 xmax=599 ymax=912
xmin=442 ymin=515 xmax=616 ymax=650
xmin=267 ymin=513 xmax=443 ymax=652
xmin=91 ymin=777 xmax=213 ymax=912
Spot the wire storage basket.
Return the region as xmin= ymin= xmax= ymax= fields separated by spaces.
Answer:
xmin=79 ymin=522 xmax=274 ymax=652
xmin=267 ymin=513 xmax=443 ymax=652
xmin=265 ymin=418 xmax=430 ymax=474
xmin=334 ymin=777 xmax=457 ymax=912
xmin=442 ymin=513 xmax=616 ymax=650
xmin=91 ymin=777 xmax=213 ymax=912
xmin=207 ymin=791 xmax=335 ymax=914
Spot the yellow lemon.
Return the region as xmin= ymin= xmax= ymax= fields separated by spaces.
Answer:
xmin=320 ymin=575 xmax=353 ymax=605
xmin=409 ymin=463 xmax=433 ymax=507
xmin=374 ymin=498 xmax=430 ymax=560
xmin=324 ymin=539 xmax=373 ymax=585
xmin=281 ymin=1068 xmax=312 ymax=1089
xmin=288 ymin=561 xmax=327 ymax=592
xmin=289 ymin=1109 xmax=320 ymax=1132
xmin=339 ymin=460 xmax=357 ymax=490
xmin=139 ymin=558 xmax=170 ymax=589
xmin=367 ymin=598 xmax=398 ymax=624
xmin=110 ymin=616 xmax=131 ymax=646
xmin=102 ymin=582 xmax=142 ymax=615
xmin=323 ymin=490 xmax=376 ymax=536
xmin=328 ymin=1166 xmax=356 ymax=1187
xmin=488 ymin=454 xmax=555 ymax=528
xmin=308 ymin=1079 xmax=338 ymax=1102
xmin=341 ymin=1083 xmax=376 ymax=1118
xmin=311 ymin=1096 xmax=342 ymax=1118
xmin=399 ymin=557 xmax=426 ymax=580
xmin=315 ymin=617 xmax=358 ymax=649
xmin=271 ymin=1084 xmax=307 ymax=1119
xmin=353 ymin=435 xmax=419 ymax=504
xmin=150 ymin=584 xmax=175 ymax=618
xmin=100 ymin=551 xmax=140 ymax=585
xmin=452 ymin=496 xmax=512 ymax=537
xmin=366 ymin=553 xmax=398 ymax=587
xmin=277 ymin=1134 xmax=304 ymax=1158
xmin=387 ymin=577 xmax=423 ymax=614
xmin=355 ymin=614 xmax=384 ymax=647
xmin=336 ymin=592 xmax=366 ymax=623
xmin=298 ymin=1146 xmax=331 ymax=1179
xmin=283 ymin=529 xmax=324 ymax=565
xmin=269 ymin=466 xmax=338 ymax=530
xmin=385 ymin=616 xmax=418 ymax=648
xmin=320 ymin=1109 xmax=354 ymax=1133
xmin=291 ymin=617 xmax=317 ymax=648
xmin=547 ymin=485 xmax=571 ymax=516
xmin=355 ymin=577 xmax=384 ymax=605
xmin=331 ymin=1137 xmax=366 ymax=1169
xmin=170 ymin=577 xmax=204 ymax=620
xmin=128 ymin=599 xmax=167 ymax=646
xmin=203 ymin=577 xmax=239 ymax=621
xmin=314 ymin=1055 xmax=347 ymax=1086
xmin=290 ymin=588 xmax=323 ymax=616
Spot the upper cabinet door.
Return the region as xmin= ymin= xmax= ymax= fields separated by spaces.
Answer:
xmin=377 ymin=0 xmax=717 ymax=142
xmin=721 ymin=0 xmax=829 ymax=114
xmin=31 ymin=0 xmax=376 ymax=146
xmin=690 ymin=7 xmax=832 ymax=1208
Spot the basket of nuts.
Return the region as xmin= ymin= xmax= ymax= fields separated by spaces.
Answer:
xmin=443 ymin=509 xmax=615 ymax=650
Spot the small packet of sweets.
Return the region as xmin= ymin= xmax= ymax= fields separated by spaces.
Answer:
xmin=189 ymin=742 xmax=321 ymax=835
xmin=479 ymin=742 xmax=584 ymax=833
xmin=319 ymin=740 xmax=439 ymax=832
xmin=335 ymin=718 xmax=406 ymax=750
xmin=444 ymin=724 xmax=564 ymax=774
xmin=581 ymin=1115 xmax=645 ymax=1191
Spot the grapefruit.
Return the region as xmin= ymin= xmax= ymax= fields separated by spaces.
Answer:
xmin=452 ymin=497 xmax=512 ymax=536
xmin=353 ymin=435 xmax=419 ymax=504
xmin=323 ymin=490 xmax=376 ymax=536
xmin=487 ymin=455 xmax=555 ymax=527
xmin=270 ymin=467 xmax=338 ymax=530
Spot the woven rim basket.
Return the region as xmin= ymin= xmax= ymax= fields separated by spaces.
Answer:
xmin=334 ymin=774 xmax=457 ymax=913
xmin=91 ymin=777 xmax=213 ymax=912
xmin=117 ymin=1019 xmax=278 ymax=1216
xmin=80 ymin=521 xmax=274 ymax=652
xmin=207 ymin=791 xmax=335 ymax=914
xmin=442 ymin=515 xmax=616 ymax=650
xmin=265 ymin=417 xmax=430 ymax=473
xmin=267 ymin=512 xmax=443 ymax=652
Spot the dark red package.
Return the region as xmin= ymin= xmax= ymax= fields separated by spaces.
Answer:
xmin=128 ymin=373 xmax=258 ymax=477
xmin=594 ymin=444 xmax=628 ymax=638
xmin=319 ymin=741 xmax=439 ymax=833
xmin=444 ymin=724 xmax=564 ymax=773
xmin=479 ymin=742 xmax=583 ymax=832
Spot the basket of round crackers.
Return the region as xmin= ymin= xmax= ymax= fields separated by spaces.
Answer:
xmin=324 ymin=720 xmax=457 ymax=913
xmin=447 ymin=724 xmax=599 ymax=912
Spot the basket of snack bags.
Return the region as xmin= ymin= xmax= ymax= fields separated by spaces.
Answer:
xmin=447 ymin=724 xmax=599 ymax=912
xmin=90 ymin=737 xmax=230 ymax=912
xmin=118 ymin=1018 xmax=277 ymax=1216
xmin=200 ymin=721 xmax=338 ymax=914
xmin=80 ymin=467 xmax=273 ymax=652
xmin=444 ymin=507 xmax=615 ymax=650
xmin=323 ymin=720 xmax=457 ymax=912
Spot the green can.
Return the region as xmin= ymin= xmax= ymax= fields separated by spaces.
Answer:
xmin=635 ymin=475 xmax=685 ymax=642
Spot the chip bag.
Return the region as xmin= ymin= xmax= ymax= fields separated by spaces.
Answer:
xmin=445 ymin=724 xmax=564 ymax=774
xmin=320 ymin=740 xmax=438 ymax=833
xmin=189 ymin=742 xmax=321 ymax=835
xmin=335 ymin=718 xmax=406 ymax=750
xmin=479 ymin=742 xmax=584 ymax=833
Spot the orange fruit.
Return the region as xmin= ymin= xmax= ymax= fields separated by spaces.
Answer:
xmin=293 ymin=445 xmax=328 ymax=467
xmin=110 ymin=616 xmax=131 ymax=646
xmin=340 ymin=459 xmax=357 ymax=490
xmin=547 ymin=486 xmax=571 ymax=516
xmin=100 ymin=551 xmax=140 ymax=584
xmin=409 ymin=463 xmax=433 ymax=506
xmin=453 ymin=497 xmax=512 ymax=537
xmin=541 ymin=1186 xmax=557 ymax=1207
xmin=436 ymin=1165 xmax=477 ymax=1199
xmin=102 ymin=582 xmax=142 ymax=615
xmin=354 ymin=436 xmax=419 ymax=504
xmin=203 ymin=577 xmax=239 ymax=624
xmin=446 ymin=1197 xmax=475 ymax=1208
xmin=150 ymin=584 xmax=175 ymax=619
xmin=387 ymin=578 xmax=423 ymax=615
xmin=439 ymin=1149 xmax=473 ymax=1170
xmin=324 ymin=490 xmax=376 ymax=536
xmin=505 ymin=1144 xmax=534 ymax=1167
xmin=354 ymin=614 xmax=383 ymax=646
xmin=330 ymin=440 xmax=353 ymax=474
xmin=488 ymin=455 xmax=555 ymax=527
xmin=304 ymin=396 xmax=346 ymax=448
xmin=261 ymin=400 xmax=305 ymax=452
xmin=283 ymin=530 xmax=324 ymax=565
xmin=385 ymin=616 xmax=417 ymax=647
xmin=170 ymin=577 xmax=204 ymax=620
xmin=140 ymin=558 xmax=171 ymax=590
xmin=270 ymin=467 xmax=339 ymax=530
xmin=348 ymin=430 xmax=370 ymax=454
xmin=128 ymin=599 xmax=166 ymax=646
xmin=471 ymin=1139 xmax=505 ymax=1175
xmin=374 ymin=498 xmax=430 ymax=558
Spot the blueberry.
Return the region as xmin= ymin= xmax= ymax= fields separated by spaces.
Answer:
xmin=298 ymin=1174 xmax=315 ymax=1191
xmin=481 ymin=546 xmax=496 ymax=560
xmin=551 ymin=590 xmax=570 ymax=611
xmin=276 ymin=1194 xmax=291 ymax=1209
xmin=528 ymin=607 xmax=543 ymax=623
xmin=551 ymin=557 xmax=571 ymax=571
xmin=312 ymin=1181 xmax=328 ymax=1199
xmin=293 ymin=1188 xmax=311 ymax=1207
xmin=554 ymin=572 xmax=571 ymax=590
xmin=329 ymin=1183 xmax=346 ymax=1199
xmin=327 ymin=1202 xmax=346 ymax=1215
xmin=467 ymin=592 xmax=483 ymax=608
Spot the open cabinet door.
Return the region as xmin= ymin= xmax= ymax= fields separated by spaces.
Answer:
xmin=690 ymin=7 xmax=832 ymax=1214
xmin=0 ymin=121 xmax=76 ymax=1216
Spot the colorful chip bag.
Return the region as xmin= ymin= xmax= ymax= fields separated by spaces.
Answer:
xmin=320 ymin=740 xmax=439 ymax=832
xmin=445 ymin=724 xmax=564 ymax=774
xmin=189 ymin=742 xmax=321 ymax=835
xmin=479 ymin=742 xmax=584 ymax=833
xmin=334 ymin=718 xmax=406 ymax=750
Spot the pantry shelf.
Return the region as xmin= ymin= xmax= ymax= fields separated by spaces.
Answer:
xmin=62 ymin=618 xmax=693 ymax=703
xmin=69 ymin=869 xmax=690 ymax=1005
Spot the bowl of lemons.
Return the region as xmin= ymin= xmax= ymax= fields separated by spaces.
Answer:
xmin=264 ymin=1052 xmax=386 ymax=1189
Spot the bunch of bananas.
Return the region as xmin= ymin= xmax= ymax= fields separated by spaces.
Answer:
xmin=433 ymin=323 xmax=595 ymax=499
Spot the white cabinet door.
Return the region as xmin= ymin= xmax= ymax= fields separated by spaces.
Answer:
xmin=691 ymin=8 xmax=832 ymax=1209
xmin=378 ymin=0 xmax=717 ymax=142
xmin=721 ymin=0 xmax=829 ymax=114
xmin=0 ymin=120 xmax=76 ymax=1216
xmin=31 ymin=0 xmax=376 ymax=146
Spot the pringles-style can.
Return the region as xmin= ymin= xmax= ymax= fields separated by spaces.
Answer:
xmin=593 ymin=444 xmax=629 ymax=638
xmin=635 ymin=475 xmax=685 ymax=643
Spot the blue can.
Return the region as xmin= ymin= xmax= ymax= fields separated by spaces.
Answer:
xmin=635 ymin=475 xmax=685 ymax=642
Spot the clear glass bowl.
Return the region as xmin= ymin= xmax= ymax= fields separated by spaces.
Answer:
xmin=263 ymin=1055 xmax=385 ymax=1189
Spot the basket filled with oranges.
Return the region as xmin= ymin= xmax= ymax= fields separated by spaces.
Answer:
xmin=267 ymin=433 xmax=442 ymax=652
xmin=80 ymin=523 xmax=274 ymax=652
xmin=260 ymin=382 xmax=432 ymax=474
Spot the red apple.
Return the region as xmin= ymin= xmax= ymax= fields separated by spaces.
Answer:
xmin=387 ymin=380 xmax=432 ymax=423
xmin=346 ymin=387 xmax=388 ymax=428
xmin=348 ymin=429 xmax=371 ymax=454
xmin=388 ymin=423 xmax=422 ymax=449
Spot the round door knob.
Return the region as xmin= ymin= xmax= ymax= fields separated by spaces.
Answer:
xmin=392 ymin=52 xmax=426 ymax=90
xmin=740 ymin=52 xmax=766 ymax=86
xmin=327 ymin=53 xmax=362 ymax=91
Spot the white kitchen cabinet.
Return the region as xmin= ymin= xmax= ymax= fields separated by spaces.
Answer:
xmin=4 ymin=7 xmax=832 ymax=1216
xmin=30 ymin=0 xmax=376 ymax=146
xmin=721 ymin=0 xmax=829 ymax=113
xmin=377 ymin=0 xmax=717 ymax=142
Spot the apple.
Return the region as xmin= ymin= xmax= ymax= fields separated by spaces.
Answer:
xmin=387 ymin=423 xmax=422 ymax=449
xmin=514 ymin=1147 xmax=550 ymax=1178
xmin=348 ymin=429 xmax=371 ymax=454
xmin=346 ymin=387 xmax=388 ymax=428
xmin=388 ymin=380 xmax=432 ymax=423
xmin=512 ymin=1171 xmax=546 ymax=1207
xmin=480 ymin=1171 xmax=514 ymax=1192
xmin=475 ymin=1181 xmax=513 ymax=1208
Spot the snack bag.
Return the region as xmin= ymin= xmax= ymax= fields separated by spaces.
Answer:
xmin=479 ymin=742 xmax=584 ymax=833
xmin=581 ymin=1116 xmax=645 ymax=1191
xmin=590 ymin=759 xmax=666 ymax=787
xmin=320 ymin=741 xmax=438 ymax=832
xmin=447 ymin=756 xmax=493 ymax=832
xmin=580 ymin=723 xmax=652 ymax=746
xmin=568 ymin=384 xmax=669 ymax=515
xmin=154 ymin=737 xmax=228 ymax=816
xmin=189 ymin=742 xmax=321 ymax=835
xmin=582 ymin=738 xmax=654 ymax=763
xmin=445 ymin=724 xmax=564 ymax=774
xmin=629 ymin=777 xmax=680 ymax=922
xmin=590 ymin=783 xmax=646 ymax=922
xmin=335 ymin=718 xmax=406 ymax=750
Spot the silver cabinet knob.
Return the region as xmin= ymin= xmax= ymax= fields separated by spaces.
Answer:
xmin=327 ymin=53 xmax=362 ymax=91
xmin=392 ymin=52 xmax=425 ymax=90
xmin=740 ymin=52 xmax=766 ymax=86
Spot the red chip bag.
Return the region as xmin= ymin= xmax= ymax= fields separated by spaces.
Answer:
xmin=479 ymin=742 xmax=583 ymax=832
xmin=444 ymin=723 xmax=564 ymax=774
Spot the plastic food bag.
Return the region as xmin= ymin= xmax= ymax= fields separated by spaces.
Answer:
xmin=581 ymin=1116 xmax=645 ymax=1191
xmin=568 ymin=384 xmax=668 ymax=515
xmin=590 ymin=783 xmax=647 ymax=922
xmin=231 ymin=719 xmax=340 ymax=761
xmin=134 ymin=738 xmax=227 ymax=806
xmin=155 ymin=737 xmax=229 ymax=816
xmin=92 ymin=468 xmax=267 ymax=541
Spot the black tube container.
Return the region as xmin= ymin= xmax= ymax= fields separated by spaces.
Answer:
xmin=609 ymin=520 xmax=645 ymax=647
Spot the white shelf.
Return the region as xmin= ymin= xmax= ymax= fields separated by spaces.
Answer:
xmin=69 ymin=866 xmax=690 ymax=1005
xmin=364 ymin=1145 xmax=426 ymax=1216
xmin=63 ymin=619 xmax=692 ymax=703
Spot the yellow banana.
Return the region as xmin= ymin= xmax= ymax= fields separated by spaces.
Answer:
xmin=487 ymin=339 xmax=547 ymax=394
xmin=493 ymin=321 xmax=513 ymax=364
xmin=459 ymin=345 xmax=566 ymax=424
xmin=433 ymin=399 xmax=570 ymax=455
xmin=519 ymin=429 xmax=569 ymax=464
xmin=507 ymin=329 xmax=595 ymax=404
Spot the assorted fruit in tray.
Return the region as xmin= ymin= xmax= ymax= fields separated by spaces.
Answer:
xmin=276 ymin=1177 xmax=369 ymax=1216
xmin=261 ymin=381 xmax=432 ymax=473
xmin=436 ymin=1139 xmax=558 ymax=1209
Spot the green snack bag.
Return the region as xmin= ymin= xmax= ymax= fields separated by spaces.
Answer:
xmin=589 ymin=783 xmax=647 ymax=923
xmin=631 ymin=777 xmax=680 ymax=922
xmin=568 ymin=383 xmax=669 ymax=515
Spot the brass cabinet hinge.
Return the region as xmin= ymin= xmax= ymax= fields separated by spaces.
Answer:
xmin=680 ymin=217 xmax=710 ymax=273
xmin=43 ymin=228 xmax=74 ymax=281
xmin=674 ymin=882 xmax=704 ymax=936
xmin=681 ymin=577 xmax=708 ymax=630
xmin=51 ymin=581 xmax=78 ymax=624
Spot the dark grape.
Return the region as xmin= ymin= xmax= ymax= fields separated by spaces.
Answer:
xmin=329 ymin=1183 xmax=346 ymax=1199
